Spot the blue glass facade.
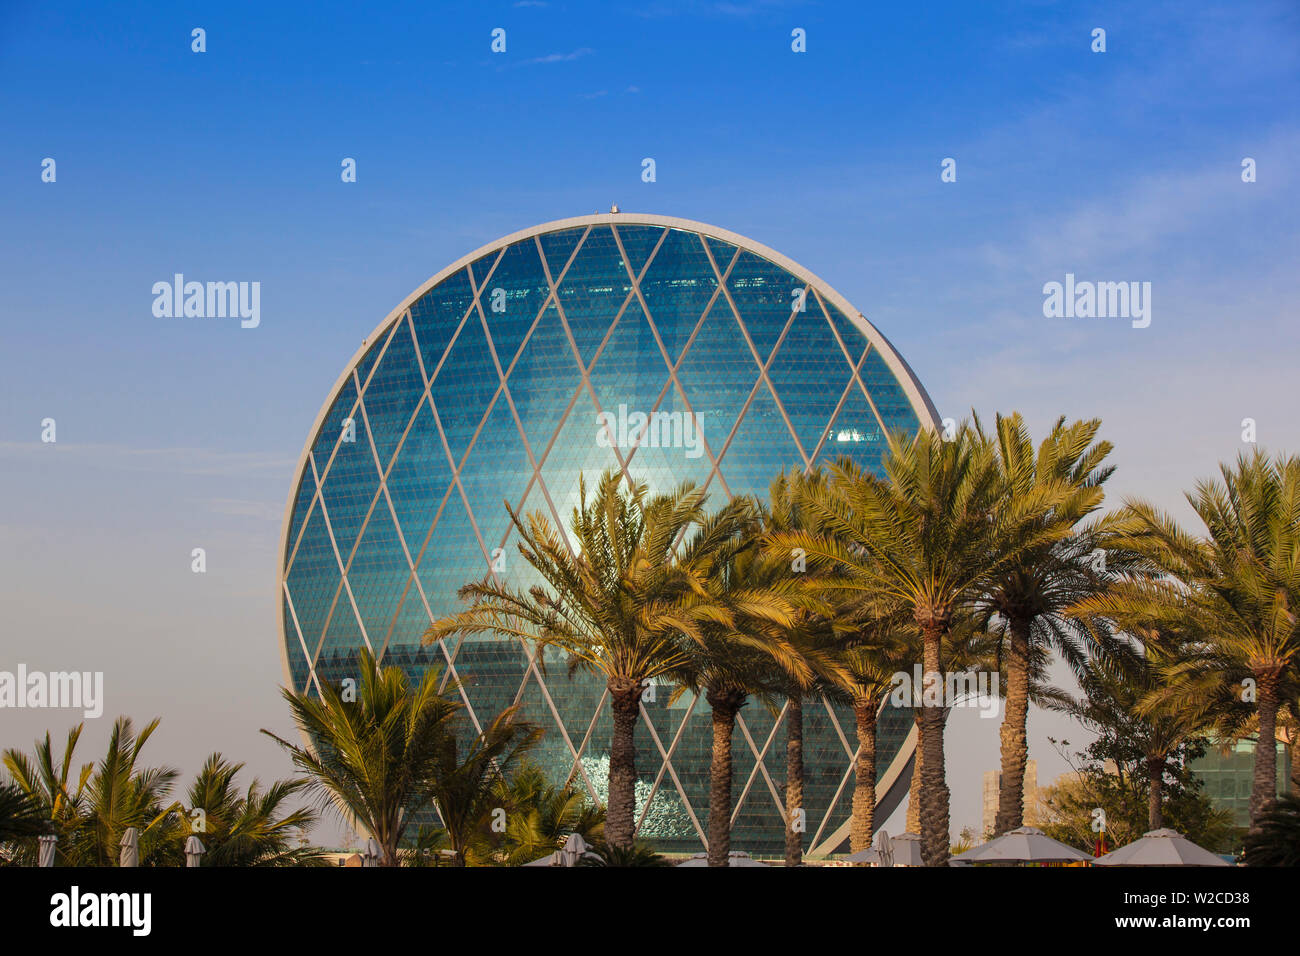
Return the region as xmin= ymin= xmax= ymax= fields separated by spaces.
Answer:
xmin=279 ymin=215 xmax=936 ymax=856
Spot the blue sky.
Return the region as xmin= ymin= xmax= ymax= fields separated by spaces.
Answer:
xmin=2 ymin=0 xmax=1297 ymax=843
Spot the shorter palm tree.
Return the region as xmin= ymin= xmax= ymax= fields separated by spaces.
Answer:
xmin=2 ymin=724 xmax=90 ymax=864
xmin=494 ymin=763 xmax=604 ymax=866
xmin=764 ymin=467 xmax=845 ymax=867
xmin=4 ymin=718 xmax=177 ymax=866
xmin=264 ymin=646 xmax=459 ymax=867
xmin=421 ymin=705 xmax=543 ymax=866
xmin=1099 ymin=451 xmax=1300 ymax=831
xmin=578 ymin=841 xmax=671 ymax=867
xmin=0 ymin=780 xmax=47 ymax=855
xmin=179 ymin=754 xmax=327 ymax=867
xmin=1046 ymin=629 xmax=1223 ymax=831
xmin=834 ymin=617 xmax=913 ymax=855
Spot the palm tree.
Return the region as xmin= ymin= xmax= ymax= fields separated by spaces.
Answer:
xmin=84 ymin=719 xmax=179 ymax=866
xmin=422 ymin=705 xmax=542 ymax=866
xmin=666 ymin=500 xmax=813 ymax=866
xmin=1243 ymin=794 xmax=1300 ymax=866
xmin=1097 ymin=450 xmax=1300 ymax=831
xmin=775 ymin=425 xmax=1073 ymax=865
xmin=837 ymin=625 xmax=912 ymax=854
xmin=1046 ymin=625 xmax=1224 ymax=830
xmin=5 ymin=718 xmax=177 ymax=866
xmin=765 ymin=468 xmax=843 ymax=867
xmin=179 ymin=754 xmax=327 ymax=866
xmin=772 ymin=638 xmax=829 ymax=867
xmin=975 ymin=412 xmax=1115 ymax=834
xmin=494 ymin=762 xmax=605 ymax=865
xmin=0 ymin=780 xmax=47 ymax=857
xmin=1 ymin=724 xmax=90 ymax=865
xmin=578 ymin=841 xmax=672 ymax=867
xmin=903 ymin=613 xmax=1005 ymax=835
xmin=426 ymin=470 xmax=731 ymax=850
xmin=264 ymin=646 xmax=460 ymax=866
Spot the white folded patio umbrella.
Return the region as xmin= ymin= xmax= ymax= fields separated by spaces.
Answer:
xmin=119 ymin=827 xmax=140 ymax=868
xmin=523 ymin=832 xmax=602 ymax=867
xmin=559 ymin=833 xmax=591 ymax=867
xmin=876 ymin=830 xmax=895 ymax=868
xmin=38 ymin=834 xmax=57 ymax=868
xmin=951 ymin=827 xmax=1092 ymax=865
xmin=675 ymin=850 xmax=769 ymax=867
xmin=1093 ymin=829 xmax=1229 ymax=867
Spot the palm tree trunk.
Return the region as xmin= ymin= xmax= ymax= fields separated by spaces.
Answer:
xmin=1146 ymin=755 xmax=1164 ymax=830
xmin=850 ymin=694 xmax=878 ymax=855
xmin=380 ymin=814 xmax=400 ymax=866
xmin=919 ymin=625 xmax=950 ymax=867
xmin=707 ymin=688 xmax=744 ymax=867
xmin=607 ymin=678 xmax=642 ymax=850
xmin=906 ymin=707 xmax=922 ymax=834
xmin=995 ymin=616 xmax=1031 ymax=835
xmin=1250 ymin=667 xmax=1281 ymax=831
xmin=785 ymin=694 xmax=804 ymax=867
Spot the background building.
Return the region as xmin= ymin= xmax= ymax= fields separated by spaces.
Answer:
xmin=1189 ymin=736 xmax=1293 ymax=829
xmin=981 ymin=760 xmax=1042 ymax=837
xmin=277 ymin=213 xmax=939 ymax=856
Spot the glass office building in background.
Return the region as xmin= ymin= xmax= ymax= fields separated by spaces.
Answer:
xmin=277 ymin=213 xmax=940 ymax=856
xmin=1190 ymin=737 xmax=1293 ymax=829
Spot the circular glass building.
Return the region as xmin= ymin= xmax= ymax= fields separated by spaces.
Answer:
xmin=278 ymin=213 xmax=938 ymax=856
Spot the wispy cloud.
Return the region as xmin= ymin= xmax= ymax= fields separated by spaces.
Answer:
xmin=978 ymin=127 xmax=1300 ymax=284
xmin=517 ymin=47 xmax=594 ymax=67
